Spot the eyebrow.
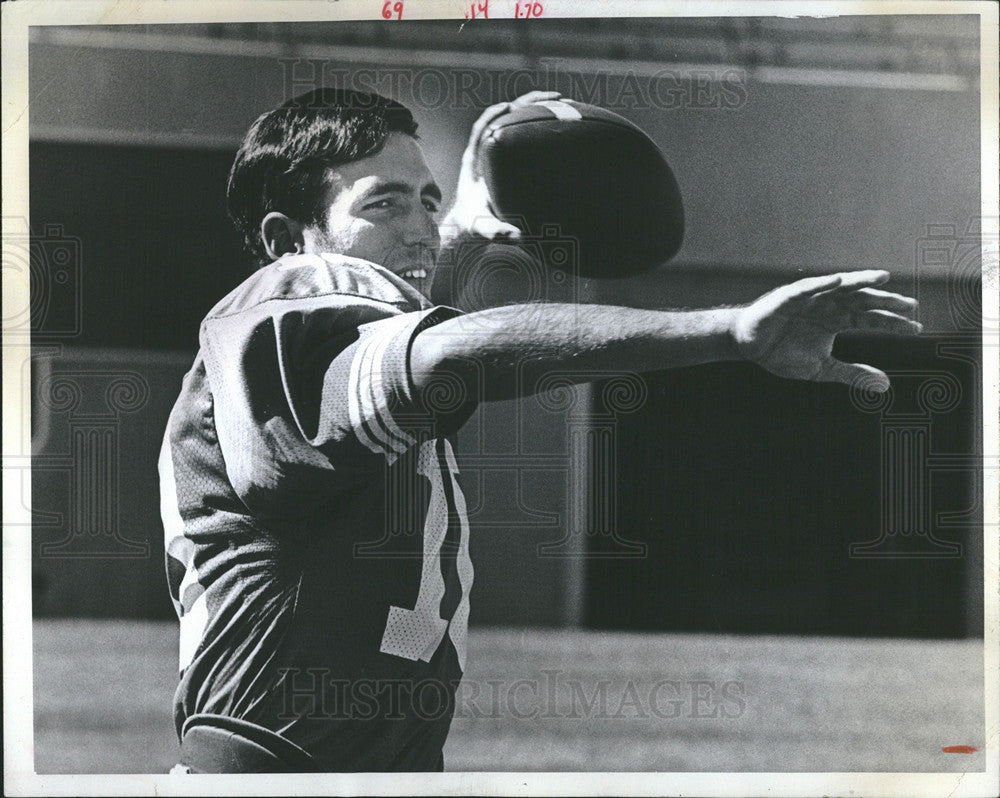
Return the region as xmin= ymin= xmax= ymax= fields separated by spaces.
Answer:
xmin=366 ymin=180 xmax=442 ymax=202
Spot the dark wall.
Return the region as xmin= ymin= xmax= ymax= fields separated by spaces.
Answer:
xmin=30 ymin=142 xmax=236 ymax=618
xmin=31 ymin=349 xmax=189 ymax=620
xmin=29 ymin=141 xmax=245 ymax=350
xmin=29 ymin=142 xmax=984 ymax=636
xmin=587 ymin=333 xmax=982 ymax=638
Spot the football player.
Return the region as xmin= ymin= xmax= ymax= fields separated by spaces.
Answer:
xmin=161 ymin=88 xmax=920 ymax=772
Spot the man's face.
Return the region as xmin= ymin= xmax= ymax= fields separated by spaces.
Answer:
xmin=302 ymin=132 xmax=442 ymax=295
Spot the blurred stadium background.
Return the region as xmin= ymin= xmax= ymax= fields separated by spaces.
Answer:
xmin=23 ymin=14 xmax=985 ymax=773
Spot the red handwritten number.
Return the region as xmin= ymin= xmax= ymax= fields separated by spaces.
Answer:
xmin=515 ymin=1 xmax=543 ymax=17
xmin=464 ymin=1 xmax=488 ymax=19
xmin=382 ymin=1 xmax=403 ymax=20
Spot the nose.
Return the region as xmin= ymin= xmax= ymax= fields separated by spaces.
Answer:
xmin=402 ymin=204 xmax=440 ymax=259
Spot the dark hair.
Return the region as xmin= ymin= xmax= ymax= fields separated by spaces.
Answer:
xmin=226 ymin=88 xmax=419 ymax=264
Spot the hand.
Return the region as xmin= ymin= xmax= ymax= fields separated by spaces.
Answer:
xmin=731 ymin=270 xmax=921 ymax=392
xmin=442 ymin=91 xmax=563 ymax=241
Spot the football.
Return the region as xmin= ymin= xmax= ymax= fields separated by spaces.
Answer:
xmin=477 ymin=99 xmax=685 ymax=279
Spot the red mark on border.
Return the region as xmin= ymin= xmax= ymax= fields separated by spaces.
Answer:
xmin=942 ymin=745 xmax=978 ymax=754
xmin=464 ymin=1 xmax=488 ymax=19
xmin=382 ymin=1 xmax=403 ymax=20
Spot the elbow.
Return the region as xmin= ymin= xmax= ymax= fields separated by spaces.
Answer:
xmin=409 ymin=332 xmax=481 ymax=437
xmin=409 ymin=330 xmax=448 ymax=392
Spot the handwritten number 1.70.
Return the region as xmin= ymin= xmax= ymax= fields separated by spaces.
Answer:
xmin=515 ymin=2 xmax=543 ymax=17
xmin=382 ymin=1 xmax=403 ymax=20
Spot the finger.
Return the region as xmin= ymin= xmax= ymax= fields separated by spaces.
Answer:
xmin=466 ymin=94 xmax=565 ymax=173
xmin=834 ymin=287 xmax=919 ymax=315
xmin=472 ymin=215 xmax=522 ymax=241
xmin=472 ymin=102 xmax=512 ymax=134
xmin=816 ymin=276 xmax=900 ymax=299
xmin=778 ymin=274 xmax=843 ymax=303
xmin=850 ymin=309 xmax=923 ymax=334
xmin=465 ymin=102 xmax=512 ymax=165
xmin=783 ymin=271 xmax=889 ymax=304
xmin=510 ymin=91 xmax=563 ymax=107
xmin=826 ymin=269 xmax=891 ymax=291
xmin=822 ymin=359 xmax=891 ymax=393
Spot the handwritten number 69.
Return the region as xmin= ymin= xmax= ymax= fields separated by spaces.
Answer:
xmin=382 ymin=1 xmax=403 ymax=20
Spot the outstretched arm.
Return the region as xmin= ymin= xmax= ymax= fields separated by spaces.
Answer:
xmin=410 ymin=270 xmax=919 ymax=407
xmin=425 ymin=94 xmax=919 ymax=415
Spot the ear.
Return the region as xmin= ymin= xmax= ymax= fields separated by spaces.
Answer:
xmin=260 ymin=212 xmax=305 ymax=260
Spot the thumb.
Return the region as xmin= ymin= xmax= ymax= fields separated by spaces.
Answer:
xmin=824 ymin=359 xmax=890 ymax=393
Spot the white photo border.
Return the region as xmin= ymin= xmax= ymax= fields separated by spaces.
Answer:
xmin=3 ymin=1 xmax=997 ymax=796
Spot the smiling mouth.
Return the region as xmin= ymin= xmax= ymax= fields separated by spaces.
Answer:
xmin=399 ymin=269 xmax=428 ymax=280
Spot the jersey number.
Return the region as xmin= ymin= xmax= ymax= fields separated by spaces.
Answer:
xmin=379 ymin=439 xmax=473 ymax=670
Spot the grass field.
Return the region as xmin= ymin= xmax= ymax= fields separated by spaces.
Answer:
xmin=32 ymin=619 xmax=985 ymax=774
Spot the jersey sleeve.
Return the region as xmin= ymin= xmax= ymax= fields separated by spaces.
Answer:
xmin=199 ymin=296 xmax=467 ymax=515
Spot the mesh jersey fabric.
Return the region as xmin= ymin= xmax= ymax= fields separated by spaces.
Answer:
xmin=159 ymin=253 xmax=476 ymax=771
